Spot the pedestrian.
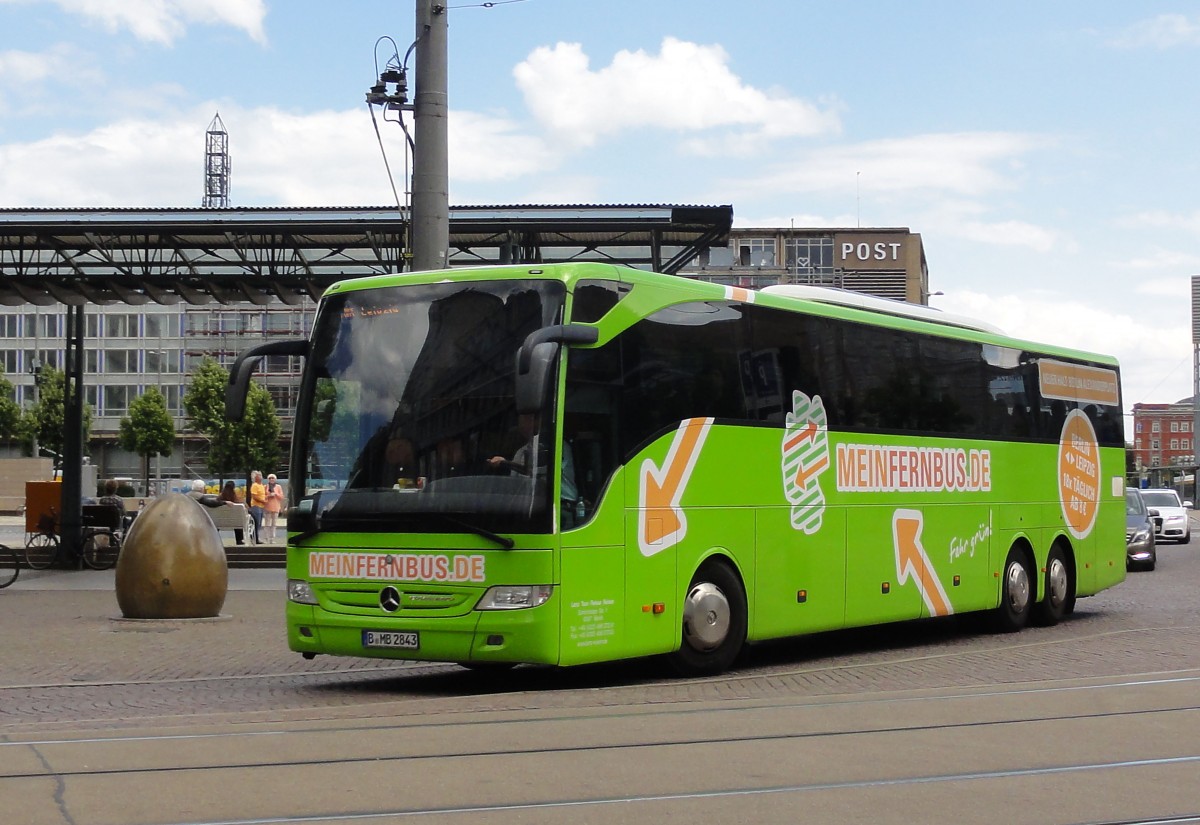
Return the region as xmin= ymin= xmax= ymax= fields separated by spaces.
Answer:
xmin=219 ymin=480 xmax=246 ymax=545
xmin=263 ymin=473 xmax=285 ymax=543
xmin=98 ymin=479 xmax=131 ymax=532
xmin=248 ymin=470 xmax=267 ymax=545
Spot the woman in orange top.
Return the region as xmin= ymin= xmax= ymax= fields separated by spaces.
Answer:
xmin=248 ymin=471 xmax=267 ymax=545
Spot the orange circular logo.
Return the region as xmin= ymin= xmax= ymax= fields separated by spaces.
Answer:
xmin=1058 ymin=410 xmax=1100 ymax=538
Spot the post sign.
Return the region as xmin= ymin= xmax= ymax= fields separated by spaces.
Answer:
xmin=834 ymin=233 xmax=908 ymax=270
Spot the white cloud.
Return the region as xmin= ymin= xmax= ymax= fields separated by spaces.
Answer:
xmin=1123 ymin=209 xmax=1200 ymax=235
xmin=1108 ymin=14 xmax=1200 ymax=50
xmin=448 ymin=110 xmax=555 ymax=184
xmin=737 ymin=132 xmax=1049 ymax=199
xmin=0 ymin=103 xmax=553 ymax=207
xmin=513 ymin=37 xmax=840 ymax=151
xmin=1117 ymin=248 xmax=1200 ymax=272
xmin=1133 ymin=276 xmax=1196 ymax=298
xmin=0 ymin=43 xmax=96 ymax=118
xmin=919 ymin=201 xmax=1066 ymax=253
xmin=950 ymin=219 xmax=1060 ymax=254
xmin=0 ymin=44 xmax=71 ymax=84
xmin=0 ymin=0 xmax=268 ymax=45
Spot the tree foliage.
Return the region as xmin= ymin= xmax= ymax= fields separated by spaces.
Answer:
xmin=0 ymin=367 xmax=21 ymax=441
xmin=183 ymin=357 xmax=281 ymax=480
xmin=118 ymin=387 xmax=175 ymax=493
xmin=19 ymin=365 xmax=92 ymax=465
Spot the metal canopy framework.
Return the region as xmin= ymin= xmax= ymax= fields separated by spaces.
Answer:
xmin=0 ymin=204 xmax=733 ymax=306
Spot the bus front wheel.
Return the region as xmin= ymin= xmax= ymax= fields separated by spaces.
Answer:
xmin=668 ymin=560 xmax=746 ymax=677
xmin=991 ymin=546 xmax=1033 ymax=633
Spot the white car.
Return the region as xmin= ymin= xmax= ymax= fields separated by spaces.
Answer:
xmin=1140 ymin=488 xmax=1192 ymax=544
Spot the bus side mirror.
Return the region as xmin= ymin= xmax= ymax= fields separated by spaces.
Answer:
xmin=514 ymin=324 xmax=598 ymax=414
xmin=516 ymin=342 xmax=558 ymax=414
xmin=226 ymin=339 xmax=309 ymax=421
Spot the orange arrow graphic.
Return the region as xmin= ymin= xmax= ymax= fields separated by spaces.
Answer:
xmin=794 ymin=454 xmax=829 ymax=489
xmin=783 ymin=421 xmax=818 ymax=452
xmin=639 ymin=418 xmax=713 ymax=556
xmin=892 ymin=509 xmax=953 ymax=617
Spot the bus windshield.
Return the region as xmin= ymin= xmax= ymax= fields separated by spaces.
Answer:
xmin=294 ymin=278 xmax=565 ymax=536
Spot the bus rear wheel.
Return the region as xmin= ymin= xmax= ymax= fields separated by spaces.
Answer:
xmin=991 ymin=546 xmax=1033 ymax=633
xmin=668 ymin=560 xmax=746 ymax=677
xmin=1032 ymin=545 xmax=1074 ymax=627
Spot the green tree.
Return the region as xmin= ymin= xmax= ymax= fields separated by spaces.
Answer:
xmin=230 ymin=383 xmax=282 ymax=481
xmin=117 ymin=387 xmax=175 ymax=494
xmin=0 ymin=367 xmax=22 ymax=441
xmin=183 ymin=357 xmax=281 ymax=481
xmin=19 ymin=365 xmax=92 ymax=466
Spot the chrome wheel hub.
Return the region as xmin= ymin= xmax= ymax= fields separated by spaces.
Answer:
xmin=1046 ymin=557 xmax=1068 ymax=607
xmin=682 ymin=582 xmax=730 ymax=652
xmin=1006 ymin=561 xmax=1030 ymax=613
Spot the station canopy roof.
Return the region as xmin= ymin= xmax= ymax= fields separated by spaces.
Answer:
xmin=0 ymin=204 xmax=732 ymax=307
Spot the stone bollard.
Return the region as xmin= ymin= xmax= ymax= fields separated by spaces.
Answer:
xmin=115 ymin=493 xmax=228 ymax=619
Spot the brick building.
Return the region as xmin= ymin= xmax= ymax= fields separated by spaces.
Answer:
xmin=1131 ymin=398 xmax=1196 ymax=478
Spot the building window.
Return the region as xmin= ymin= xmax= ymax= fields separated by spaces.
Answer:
xmin=1152 ymin=421 xmax=1161 ymax=432
xmin=1136 ymin=421 xmax=1143 ymax=433
xmin=24 ymin=312 xmax=62 ymax=338
xmin=1151 ymin=439 xmax=1161 ymax=450
xmin=106 ymin=350 xmax=141 ymax=373
xmin=784 ymin=236 xmax=834 ymax=276
xmin=1171 ymin=421 xmax=1179 ymax=432
xmin=737 ymin=238 xmax=776 ymax=267
xmin=145 ymin=349 xmax=179 ymax=375
xmin=1171 ymin=439 xmax=1180 ymax=450
xmin=104 ymin=386 xmax=127 ymax=416
xmin=25 ymin=349 xmax=62 ymax=370
xmin=144 ymin=314 xmax=180 ymax=338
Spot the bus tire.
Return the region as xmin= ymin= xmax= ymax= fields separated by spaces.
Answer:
xmin=990 ymin=545 xmax=1033 ymax=633
xmin=668 ymin=560 xmax=746 ymax=677
xmin=1032 ymin=545 xmax=1073 ymax=627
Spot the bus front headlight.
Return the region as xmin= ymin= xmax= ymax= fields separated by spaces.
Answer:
xmin=476 ymin=585 xmax=553 ymax=610
xmin=288 ymin=579 xmax=319 ymax=605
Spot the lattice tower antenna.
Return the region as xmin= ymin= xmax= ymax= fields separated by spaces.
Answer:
xmin=202 ymin=112 xmax=231 ymax=208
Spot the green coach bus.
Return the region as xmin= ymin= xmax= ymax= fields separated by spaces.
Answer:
xmin=227 ymin=262 xmax=1125 ymax=676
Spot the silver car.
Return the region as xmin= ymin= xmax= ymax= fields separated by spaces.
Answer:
xmin=1126 ymin=489 xmax=1156 ymax=571
xmin=1140 ymin=488 xmax=1192 ymax=544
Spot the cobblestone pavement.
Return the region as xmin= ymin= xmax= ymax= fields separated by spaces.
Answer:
xmin=2 ymin=518 xmax=1198 ymax=733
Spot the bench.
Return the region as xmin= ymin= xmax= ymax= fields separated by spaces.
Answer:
xmin=201 ymin=501 xmax=256 ymax=543
xmin=81 ymin=504 xmax=125 ymax=533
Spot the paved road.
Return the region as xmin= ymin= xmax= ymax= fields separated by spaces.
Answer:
xmin=2 ymin=520 xmax=1199 ymax=824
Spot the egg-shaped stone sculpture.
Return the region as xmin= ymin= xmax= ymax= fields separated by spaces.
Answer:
xmin=115 ymin=493 xmax=228 ymax=619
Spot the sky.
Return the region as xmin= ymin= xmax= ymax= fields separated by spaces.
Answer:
xmin=1 ymin=0 xmax=1198 ymax=423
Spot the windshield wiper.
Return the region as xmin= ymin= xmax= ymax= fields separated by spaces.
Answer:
xmin=425 ymin=513 xmax=515 ymax=550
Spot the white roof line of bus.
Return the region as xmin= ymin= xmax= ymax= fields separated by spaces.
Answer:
xmin=760 ymin=284 xmax=1006 ymax=336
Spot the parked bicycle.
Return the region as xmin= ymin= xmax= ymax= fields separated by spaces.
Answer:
xmin=23 ymin=506 xmax=122 ymax=571
xmin=0 ymin=543 xmax=18 ymax=589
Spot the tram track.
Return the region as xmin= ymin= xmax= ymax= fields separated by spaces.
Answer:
xmin=3 ymin=677 xmax=1199 ymax=778
xmin=3 ymin=682 xmax=1199 ymax=825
